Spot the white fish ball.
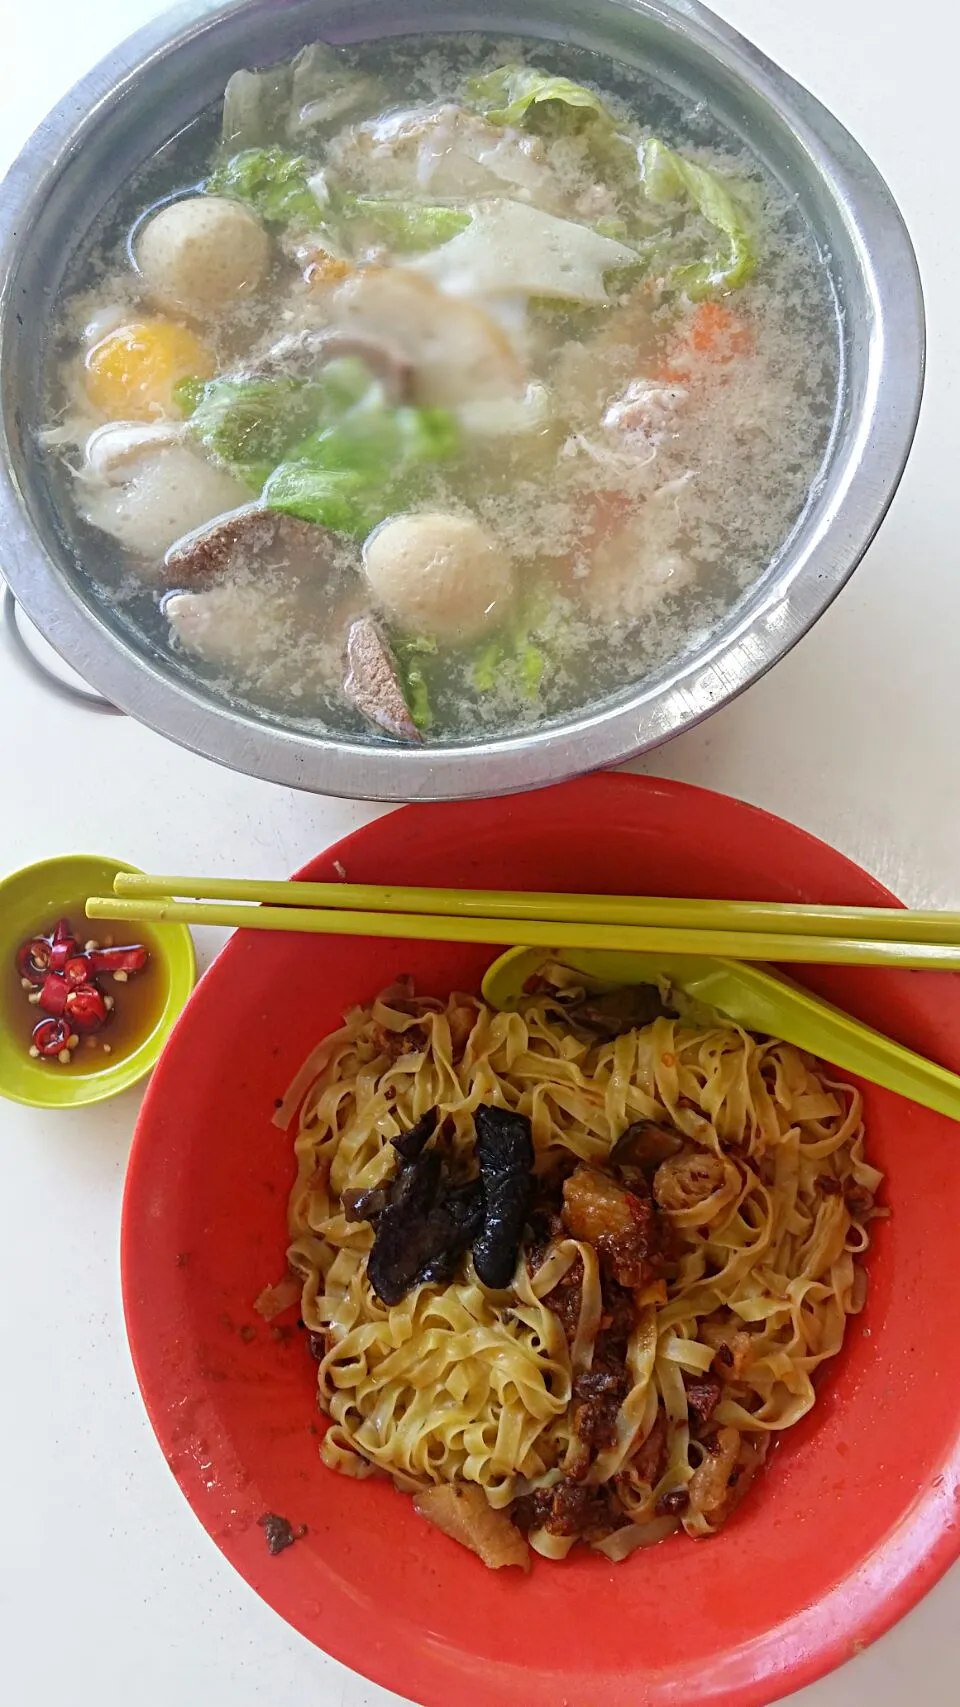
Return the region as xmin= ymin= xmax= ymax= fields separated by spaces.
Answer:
xmin=363 ymin=511 xmax=513 ymax=641
xmin=135 ymin=196 xmax=270 ymax=318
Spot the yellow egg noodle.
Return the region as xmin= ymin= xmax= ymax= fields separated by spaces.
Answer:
xmin=278 ymin=978 xmax=883 ymax=1558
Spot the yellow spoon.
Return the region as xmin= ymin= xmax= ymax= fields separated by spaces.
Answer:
xmin=482 ymin=945 xmax=960 ymax=1124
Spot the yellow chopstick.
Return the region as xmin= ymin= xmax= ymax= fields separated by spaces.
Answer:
xmin=112 ymin=872 xmax=960 ymax=945
xmin=86 ymin=895 xmax=960 ymax=969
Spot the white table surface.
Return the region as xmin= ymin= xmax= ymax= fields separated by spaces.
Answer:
xmin=2 ymin=2 xmax=957 ymax=1702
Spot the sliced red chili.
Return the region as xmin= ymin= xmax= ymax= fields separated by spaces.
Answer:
xmin=65 ymin=983 xmax=109 ymax=1033
xmin=87 ymin=944 xmax=149 ymax=975
xmin=49 ymin=918 xmax=79 ymax=972
xmin=16 ymin=937 xmax=52 ymax=985
xmin=32 ymin=1017 xmax=72 ymax=1058
xmin=38 ymin=972 xmax=69 ymax=1017
xmin=63 ymin=955 xmax=93 ymax=989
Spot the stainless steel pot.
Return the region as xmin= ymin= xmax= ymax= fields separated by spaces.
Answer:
xmin=0 ymin=0 xmax=924 ymax=801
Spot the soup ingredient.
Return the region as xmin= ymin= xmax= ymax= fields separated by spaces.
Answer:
xmin=343 ymin=616 xmax=422 ymax=742
xmin=263 ymin=397 xmax=460 ymax=536
xmin=307 ymin=268 xmax=525 ymax=406
xmin=184 ymin=357 xmax=375 ymax=487
xmin=412 ymin=198 xmax=638 ymax=304
xmin=84 ymin=319 xmax=215 ymax=421
xmin=248 ymin=332 xmax=411 ymax=404
xmin=413 ymin=1484 xmax=530 ymax=1571
xmin=640 ymin=138 xmax=755 ymax=296
xmin=584 ymin=478 xmax=692 ymax=623
xmin=467 ymin=65 xmax=613 ymax=129
xmin=363 ymin=511 xmax=513 ymax=640
xmin=14 ymin=918 xmax=149 ymax=1066
xmin=163 ymin=581 xmax=310 ymax=680
xmin=83 ymin=419 xmax=187 ymax=479
xmin=164 ymin=506 xmax=340 ymax=585
xmin=80 ymin=444 xmax=250 ymax=559
xmin=329 ymin=193 xmax=471 ymax=254
xmin=135 ymin=196 xmax=271 ymax=318
xmin=206 ymin=147 xmax=320 ymax=228
xmin=222 ymin=41 xmax=380 ymax=149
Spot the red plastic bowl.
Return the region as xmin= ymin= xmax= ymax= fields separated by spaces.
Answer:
xmin=122 ymin=775 xmax=960 ymax=1707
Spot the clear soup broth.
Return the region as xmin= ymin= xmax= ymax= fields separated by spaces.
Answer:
xmin=42 ymin=35 xmax=839 ymax=744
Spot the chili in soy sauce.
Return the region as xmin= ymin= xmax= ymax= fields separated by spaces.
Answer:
xmin=5 ymin=907 xmax=162 ymax=1068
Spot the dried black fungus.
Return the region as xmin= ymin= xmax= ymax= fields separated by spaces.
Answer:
xmin=258 ymin=1513 xmax=299 ymax=1555
xmin=341 ymin=1185 xmax=388 ymax=1223
xmin=362 ymin=1108 xmax=483 ymax=1306
xmin=472 ymin=1105 xmax=535 ymax=1290
xmin=356 ymin=1103 xmax=533 ymax=1304
xmin=392 ymin=1108 xmax=438 ymax=1161
xmin=569 ymin=984 xmax=675 ymax=1037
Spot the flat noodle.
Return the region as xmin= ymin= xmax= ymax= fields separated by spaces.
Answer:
xmin=282 ymin=983 xmax=883 ymax=1554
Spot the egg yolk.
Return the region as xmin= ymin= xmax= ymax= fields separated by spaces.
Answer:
xmin=84 ymin=319 xmax=215 ymax=421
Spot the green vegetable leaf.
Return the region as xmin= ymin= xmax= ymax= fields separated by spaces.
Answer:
xmin=338 ymin=195 xmax=471 ymax=252
xmin=404 ymin=666 xmax=433 ymax=730
xmin=518 ymin=642 xmax=545 ymax=697
xmin=189 ymin=378 xmax=321 ymax=475
xmin=172 ymin=375 xmax=207 ymax=418
xmin=471 ymin=627 xmax=546 ymax=702
xmin=261 ymin=465 xmax=383 ymax=534
xmin=641 ymin=138 xmax=756 ymax=296
xmin=206 ymin=146 xmax=320 ymax=227
xmin=393 ymin=637 xmax=439 ymax=732
xmin=471 ymin=641 xmax=501 ymax=693
xmin=263 ymin=399 xmax=459 ymax=536
xmin=293 ymin=400 xmax=459 ymax=477
xmin=186 ymin=360 xmax=375 ymax=488
xmin=466 ymin=65 xmax=640 ymax=202
xmin=467 ymin=65 xmax=613 ymax=130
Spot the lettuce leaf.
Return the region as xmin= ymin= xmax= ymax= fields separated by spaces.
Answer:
xmin=259 ymin=466 xmax=384 ymax=535
xmin=262 ymin=399 xmax=459 ymax=535
xmin=288 ymin=43 xmax=383 ymax=136
xmin=467 ymin=66 xmax=613 ymax=130
xmin=641 ymin=138 xmax=756 ymax=296
xmin=172 ymin=375 xmax=208 ymax=418
xmin=394 ymin=636 xmax=438 ymax=731
xmin=206 ymin=147 xmax=320 ymax=227
xmin=221 ymin=65 xmax=294 ymax=150
xmin=472 ymin=628 xmax=545 ymax=700
xmin=221 ymin=46 xmax=379 ymax=148
xmin=338 ymin=195 xmax=471 ymax=251
xmin=466 ymin=65 xmax=646 ymax=206
xmin=186 ymin=360 xmax=373 ymax=488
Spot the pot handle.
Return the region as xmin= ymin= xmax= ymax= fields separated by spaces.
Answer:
xmin=1 ymin=582 xmax=124 ymax=715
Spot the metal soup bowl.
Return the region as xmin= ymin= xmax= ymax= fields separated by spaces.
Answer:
xmin=0 ymin=0 xmax=925 ymax=801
